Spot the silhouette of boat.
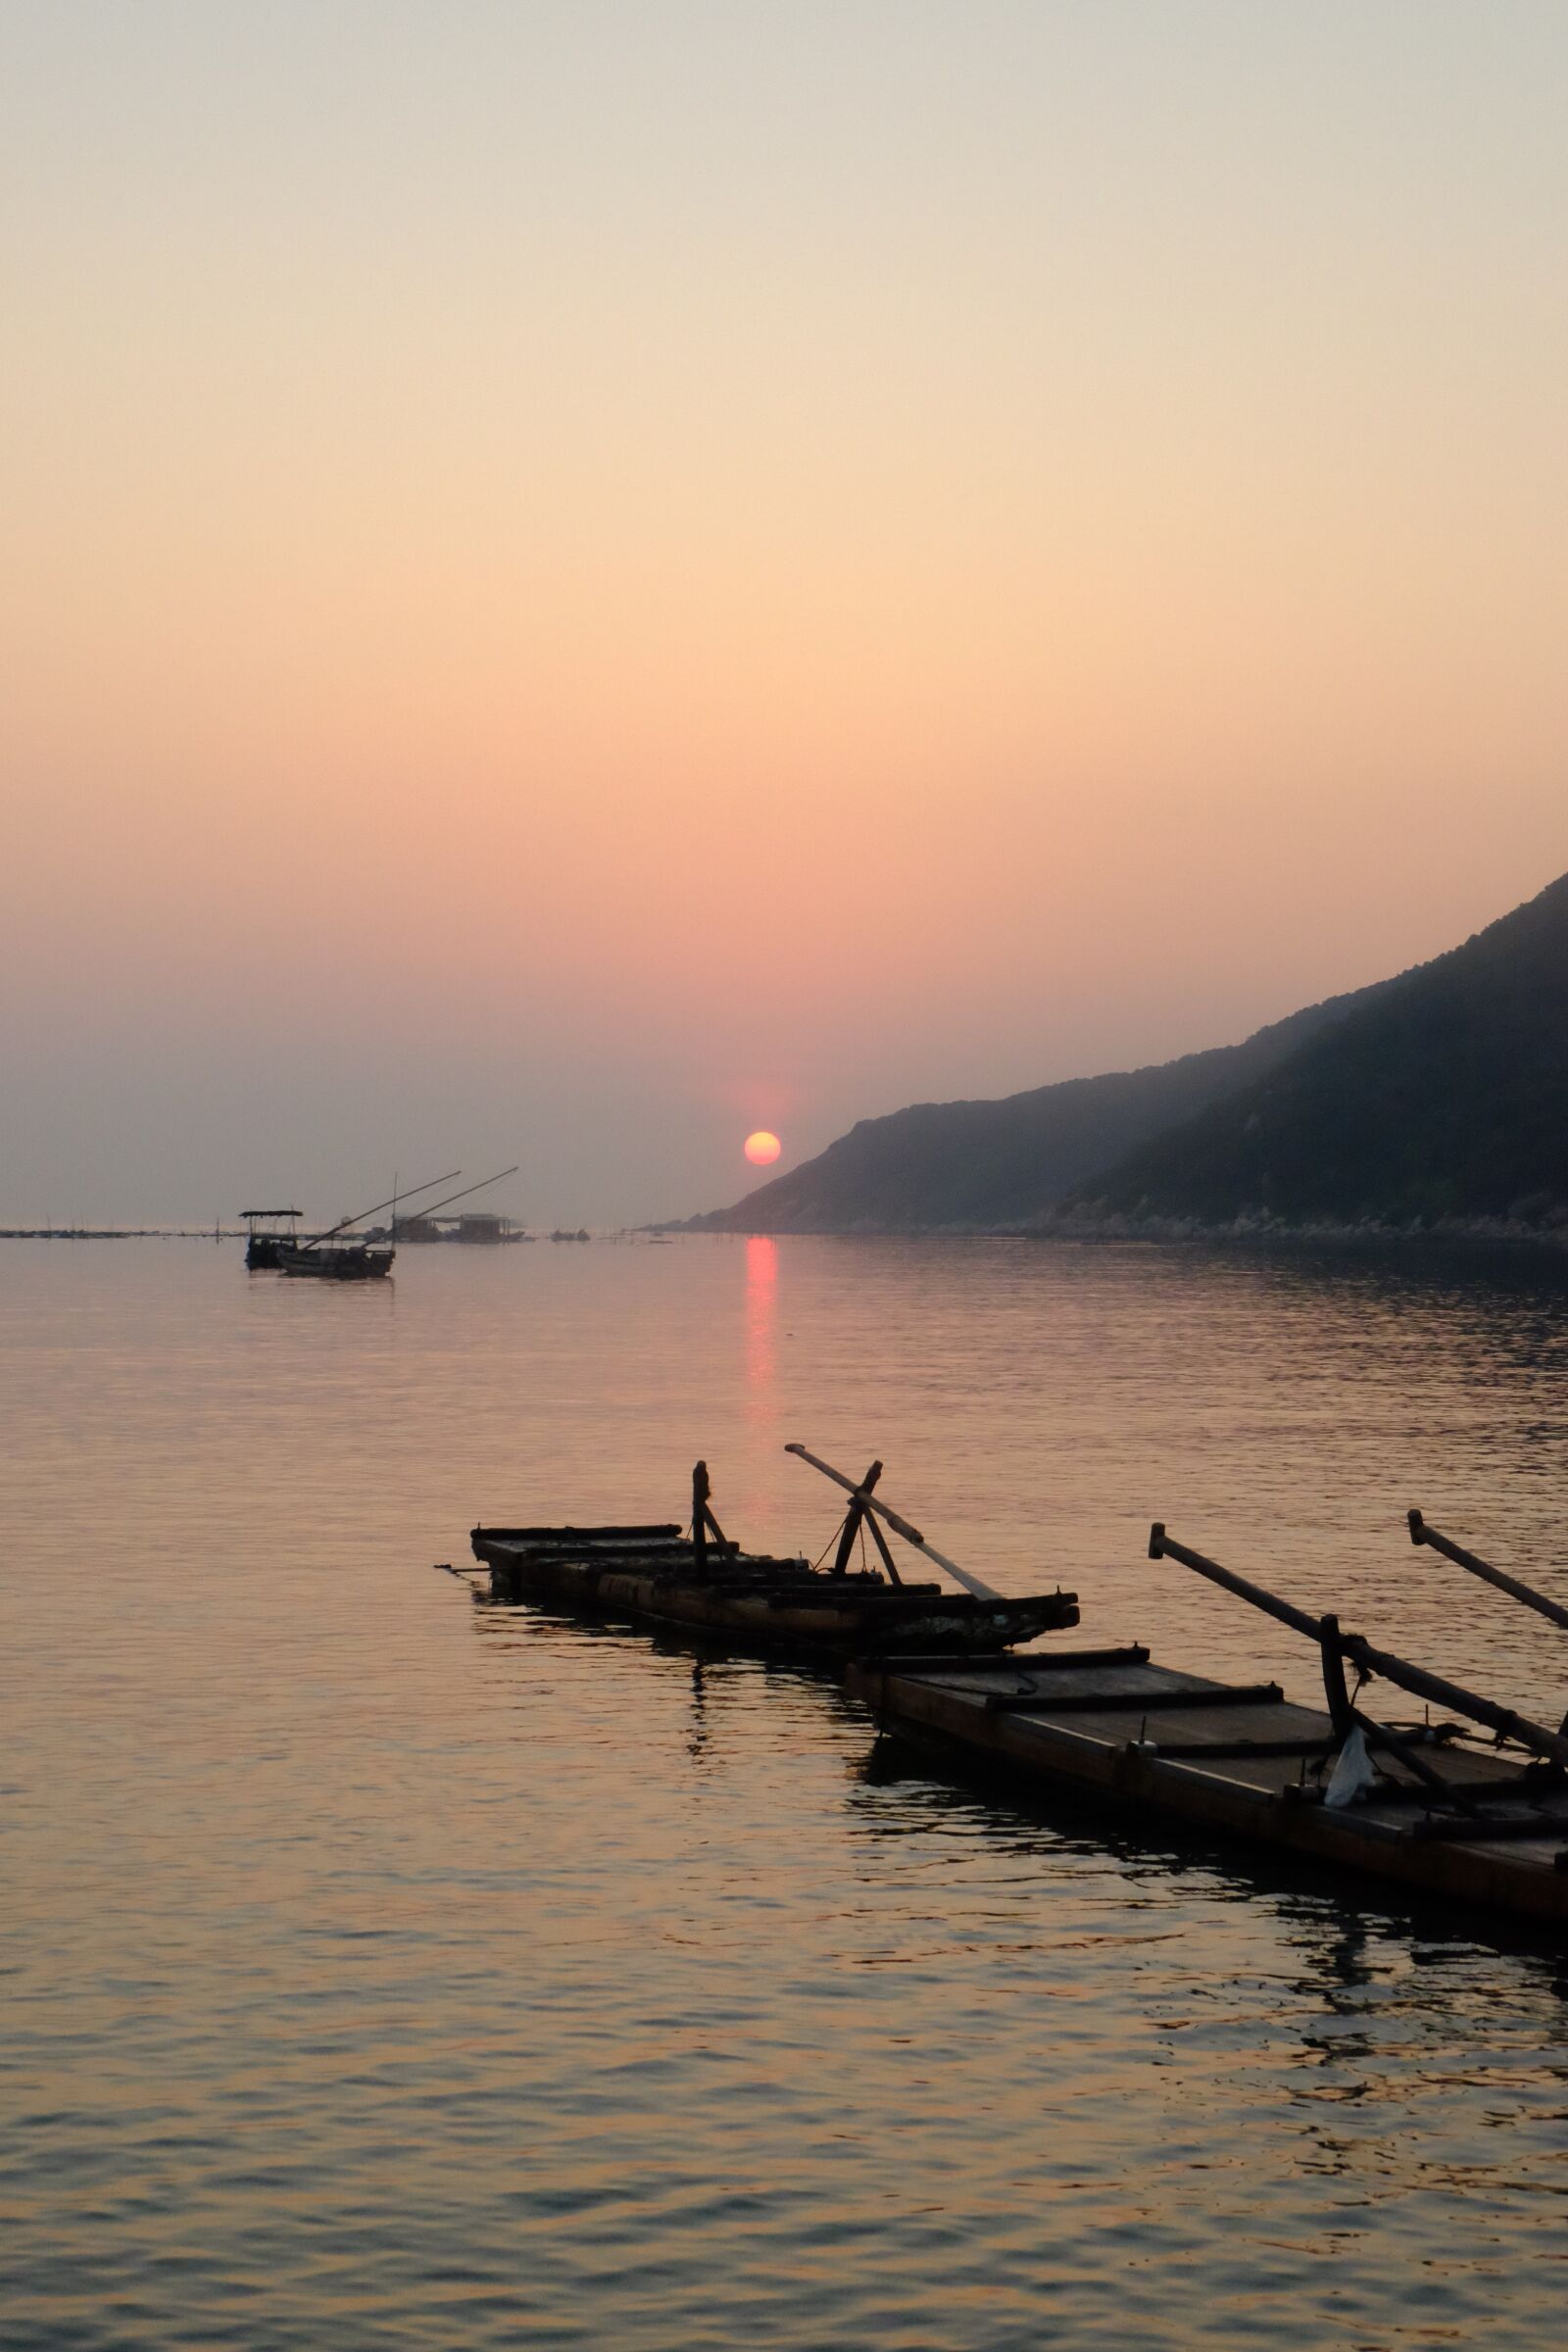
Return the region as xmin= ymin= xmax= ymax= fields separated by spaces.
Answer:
xmin=471 ymin=1455 xmax=1079 ymax=1662
xmin=263 ymin=1166 xmax=518 ymax=1284
xmin=241 ymin=1209 xmax=303 ymax=1268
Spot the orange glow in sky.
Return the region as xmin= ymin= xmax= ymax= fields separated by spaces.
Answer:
xmin=744 ymin=1132 xmax=783 ymax=1167
xmin=2 ymin=6 xmax=1567 ymax=1226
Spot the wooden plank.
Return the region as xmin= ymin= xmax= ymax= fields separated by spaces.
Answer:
xmin=1408 ymin=1811 xmax=1568 ymax=1844
xmin=472 ymin=1523 xmax=683 ymax=1542
xmin=767 ymin=1588 xmax=906 ymax=1613
xmin=862 ymin=1650 xmax=1039 ymax=1672
xmin=986 ymin=1679 xmax=1282 ymax=1717
xmin=985 ymin=1644 xmax=1151 ymax=1673
xmin=1146 ymin=1733 xmax=1337 ymax=1761
xmin=869 ymin=1646 xmax=1153 ymax=1694
xmin=503 ymin=1544 xmax=693 ymax=1564
xmin=982 ymin=1662 xmax=1208 ymax=1702
xmin=1366 ymin=1771 xmax=1560 ymax=1805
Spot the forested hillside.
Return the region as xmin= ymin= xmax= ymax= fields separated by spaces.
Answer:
xmin=1059 ymin=872 xmax=1568 ymax=1234
xmin=685 ymin=981 xmax=1386 ymax=1232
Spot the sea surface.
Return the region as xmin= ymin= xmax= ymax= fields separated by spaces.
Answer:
xmin=5 ymin=1233 xmax=1568 ymax=2350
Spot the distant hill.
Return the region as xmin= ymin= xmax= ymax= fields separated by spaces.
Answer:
xmin=683 ymin=978 xmax=1390 ymax=1234
xmin=1057 ymin=870 xmax=1568 ymax=1235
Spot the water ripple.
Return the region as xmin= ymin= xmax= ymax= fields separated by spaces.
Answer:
xmin=5 ymin=1236 xmax=1568 ymax=2348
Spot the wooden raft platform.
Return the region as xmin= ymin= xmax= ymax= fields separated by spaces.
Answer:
xmin=471 ymin=1527 xmax=1079 ymax=1661
xmin=845 ymin=1645 xmax=1568 ymax=1925
xmin=470 ymin=1453 xmax=1079 ymax=1664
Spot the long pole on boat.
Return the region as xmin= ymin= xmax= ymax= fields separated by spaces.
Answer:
xmin=785 ymin=1444 xmax=1001 ymax=1600
xmin=297 ymin=1170 xmax=462 ymax=1253
xmin=1408 ymin=1509 xmax=1568 ymax=1634
xmin=387 ymin=1166 xmax=520 ymax=1229
xmin=1149 ymin=1523 xmax=1568 ymax=1770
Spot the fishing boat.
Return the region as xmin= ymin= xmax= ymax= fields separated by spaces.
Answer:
xmin=241 ymin=1208 xmax=304 ymax=1268
xmin=471 ymin=1452 xmax=1080 ymax=1662
xmin=274 ymin=1164 xmax=520 ymax=1285
xmin=847 ymin=1511 xmax=1568 ymax=1927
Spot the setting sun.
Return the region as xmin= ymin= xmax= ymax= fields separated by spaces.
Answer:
xmin=744 ymin=1131 xmax=782 ymax=1166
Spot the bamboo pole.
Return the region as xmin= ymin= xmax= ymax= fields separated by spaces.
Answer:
xmin=785 ymin=1445 xmax=1000 ymax=1600
xmin=1149 ymin=1524 xmax=1568 ymax=1771
xmin=1408 ymin=1509 xmax=1568 ymax=1634
xmin=297 ymin=1169 xmax=460 ymax=1252
xmin=388 ymin=1165 xmax=520 ymax=1232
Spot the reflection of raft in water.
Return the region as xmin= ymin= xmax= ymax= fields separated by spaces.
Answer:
xmin=849 ymin=1512 xmax=1568 ymax=1928
xmin=471 ymin=1451 xmax=1079 ymax=1663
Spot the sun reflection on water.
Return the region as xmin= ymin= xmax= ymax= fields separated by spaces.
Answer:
xmin=745 ymin=1233 xmax=777 ymax=1410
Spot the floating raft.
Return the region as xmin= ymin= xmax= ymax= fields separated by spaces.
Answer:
xmin=846 ymin=1524 xmax=1568 ymax=1927
xmin=471 ymin=1453 xmax=1079 ymax=1663
xmin=471 ymin=1525 xmax=1079 ymax=1660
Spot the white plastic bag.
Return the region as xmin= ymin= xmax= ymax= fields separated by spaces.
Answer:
xmin=1324 ymin=1723 xmax=1379 ymax=1809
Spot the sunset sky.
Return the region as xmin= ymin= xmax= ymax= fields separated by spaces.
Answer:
xmin=4 ymin=1 xmax=1566 ymax=1226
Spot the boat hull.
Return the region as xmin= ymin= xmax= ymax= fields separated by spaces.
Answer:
xmin=280 ymin=1246 xmax=394 ymax=1280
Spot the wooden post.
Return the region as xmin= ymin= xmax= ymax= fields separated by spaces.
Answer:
xmin=832 ymin=1461 xmax=883 ymax=1577
xmin=692 ymin=1461 xmax=709 ymax=1579
xmin=785 ymin=1444 xmax=999 ymax=1600
xmin=861 ymin=1509 xmax=905 ymax=1589
xmin=1319 ymin=1612 xmax=1353 ymax=1738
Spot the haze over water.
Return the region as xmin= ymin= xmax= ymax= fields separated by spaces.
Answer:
xmin=7 ymin=1235 xmax=1568 ymax=2350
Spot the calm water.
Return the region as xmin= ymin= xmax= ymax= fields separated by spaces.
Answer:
xmin=5 ymin=1234 xmax=1568 ymax=2350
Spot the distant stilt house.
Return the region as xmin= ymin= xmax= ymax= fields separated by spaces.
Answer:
xmin=456 ymin=1212 xmax=513 ymax=1243
xmin=390 ymin=1210 xmax=520 ymax=1244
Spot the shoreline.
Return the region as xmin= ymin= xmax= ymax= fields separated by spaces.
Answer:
xmin=666 ymin=1214 xmax=1568 ymax=1253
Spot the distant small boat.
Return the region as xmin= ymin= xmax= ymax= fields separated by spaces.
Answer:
xmin=260 ymin=1165 xmax=519 ymax=1286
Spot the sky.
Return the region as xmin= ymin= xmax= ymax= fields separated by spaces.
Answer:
xmin=3 ymin=0 xmax=1566 ymax=1227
